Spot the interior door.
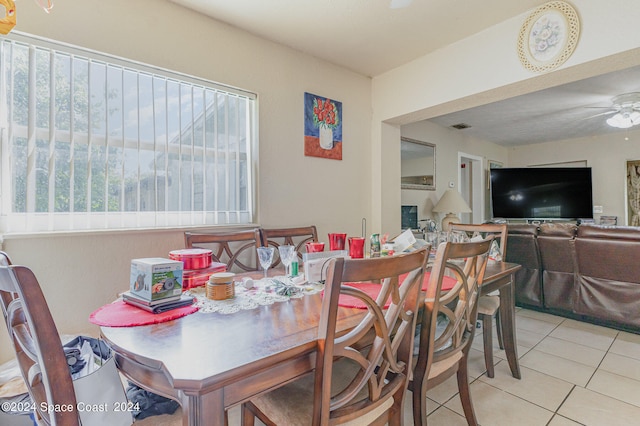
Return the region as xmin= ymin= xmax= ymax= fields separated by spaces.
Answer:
xmin=458 ymin=153 xmax=484 ymax=224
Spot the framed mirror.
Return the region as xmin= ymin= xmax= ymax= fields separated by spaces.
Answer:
xmin=401 ymin=137 xmax=436 ymax=190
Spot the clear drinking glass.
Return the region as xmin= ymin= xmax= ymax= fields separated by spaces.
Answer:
xmin=278 ymin=245 xmax=296 ymax=276
xmin=257 ymin=247 xmax=275 ymax=279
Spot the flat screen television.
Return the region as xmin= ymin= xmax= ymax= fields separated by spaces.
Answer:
xmin=490 ymin=167 xmax=593 ymax=220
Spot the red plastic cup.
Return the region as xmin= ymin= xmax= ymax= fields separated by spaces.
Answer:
xmin=348 ymin=237 xmax=365 ymax=259
xmin=328 ymin=233 xmax=347 ymax=251
xmin=305 ymin=242 xmax=325 ymax=253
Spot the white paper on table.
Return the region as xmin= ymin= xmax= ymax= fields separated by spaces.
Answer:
xmin=392 ymin=229 xmax=416 ymax=252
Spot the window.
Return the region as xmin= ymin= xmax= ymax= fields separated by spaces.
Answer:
xmin=0 ymin=33 xmax=256 ymax=233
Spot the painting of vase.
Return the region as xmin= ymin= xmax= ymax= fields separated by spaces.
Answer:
xmin=304 ymin=92 xmax=343 ymax=160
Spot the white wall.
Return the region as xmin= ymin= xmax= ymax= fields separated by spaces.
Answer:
xmin=0 ymin=0 xmax=372 ymax=362
xmin=401 ymin=121 xmax=508 ymax=229
xmin=508 ymin=128 xmax=640 ymax=224
xmin=373 ymin=0 xmax=640 ymax=234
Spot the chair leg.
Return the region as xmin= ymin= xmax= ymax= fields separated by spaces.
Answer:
xmin=482 ymin=313 xmax=495 ymax=378
xmin=411 ymin=376 xmax=428 ymax=426
xmin=457 ymin=359 xmax=479 ymax=426
xmin=495 ymin=309 xmax=504 ymax=350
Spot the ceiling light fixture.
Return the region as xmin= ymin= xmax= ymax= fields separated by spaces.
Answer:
xmin=606 ymin=93 xmax=640 ymax=129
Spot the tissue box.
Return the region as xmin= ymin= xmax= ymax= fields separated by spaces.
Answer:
xmin=130 ymin=258 xmax=183 ymax=301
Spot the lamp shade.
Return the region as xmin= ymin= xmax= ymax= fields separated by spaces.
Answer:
xmin=432 ymin=189 xmax=472 ymax=231
xmin=432 ymin=189 xmax=472 ymax=214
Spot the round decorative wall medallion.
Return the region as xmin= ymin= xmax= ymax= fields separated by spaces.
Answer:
xmin=517 ymin=1 xmax=580 ymax=73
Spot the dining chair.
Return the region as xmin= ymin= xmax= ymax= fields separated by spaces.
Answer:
xmin=0 ymin=253 xmax=182 ymax=426
xmin=409 ymin=237 xmax=493 ymax=426
xmin=259 ymin=225 xmax=318 ymax=266
xmin=0 ymin=251 xmax=15 ymax=320
xmin=241 ymin=248 xmax=429 ymax=426
xmin=0 ymin=252 xmax=80 ymax=426
xmin=184 ymin=229 xmax=263 ymax=272
xmin=449 ymin=223 xmax=507 ymax=378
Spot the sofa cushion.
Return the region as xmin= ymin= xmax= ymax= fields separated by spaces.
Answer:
xmin=539 ymin=223 xmax=577 ymax=237
xmin=506 ymin=231 xmax=543 ymax=308
xmin=577 ymin=224 xmax=640 ymax=241
xmin=575 ymin=275 xmax=640 ymax=329
xmin=575 ymin=238 xmax=640 ymax=283
xmin=507 ymin=224 xmax=539 ymax=236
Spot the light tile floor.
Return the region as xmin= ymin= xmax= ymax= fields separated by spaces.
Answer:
xmin=149 ymin=308 xmax=640 ymax=425
xmin=420 ymin=308 xmax=640 ymax=426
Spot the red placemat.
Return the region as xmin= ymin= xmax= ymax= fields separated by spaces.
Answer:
xmin=338 ymin=283 xmax=392 ymax=309
xmin=89 ymin=300 xmax=199 ymax=327
xmin=338 ymin=273 xmax=458 ymax=309
xmin=414 ymin=272 xmax=457 ymax=292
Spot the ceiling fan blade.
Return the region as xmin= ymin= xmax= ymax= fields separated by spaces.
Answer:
xmin=580 ymin=110 xmax=617 ymax=120
xmin=389 ymin=0 xmax=412 ymax=9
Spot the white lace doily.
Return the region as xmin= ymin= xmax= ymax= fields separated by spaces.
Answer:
xmin=185 ymin=277 xmax=324 ymax=314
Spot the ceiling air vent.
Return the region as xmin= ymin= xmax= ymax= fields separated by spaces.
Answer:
xmin=451 ymin=123 xmax=471 ymax=130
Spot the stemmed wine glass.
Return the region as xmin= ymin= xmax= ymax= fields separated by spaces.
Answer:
xmin=257 ymin=247 xmax=275 ymax=279
xmin=278 ymin=245 xmax=296 ymax=277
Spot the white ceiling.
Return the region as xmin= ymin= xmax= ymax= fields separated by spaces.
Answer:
xmin=430 ymin=66 xmax=640 ymax=146
xmin=170 ymin=0 xmax=640 ymax=146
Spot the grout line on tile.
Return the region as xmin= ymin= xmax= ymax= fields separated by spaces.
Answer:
xmin=583 ymin=332 xmax=618 ymax=388
xmin=552 ymin=384 xmax=577 ymax=417
xmin=475 ymin=367 xmax=575 ymax=416
xmin=546 ymin=412 xmax=586 ymax=426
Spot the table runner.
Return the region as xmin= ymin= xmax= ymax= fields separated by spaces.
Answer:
xmin=186 ymin=277 xmax=324 ymax=314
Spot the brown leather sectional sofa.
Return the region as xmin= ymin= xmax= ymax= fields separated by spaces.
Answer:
xmin=504 ymin=222 xmax=640 ymax=332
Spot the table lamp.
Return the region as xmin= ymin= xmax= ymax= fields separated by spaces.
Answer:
xmin=432 ymin=189 xmax=472 ymax=231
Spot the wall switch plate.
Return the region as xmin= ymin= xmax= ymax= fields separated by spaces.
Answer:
xmin=593 ymin=205 xmax=603 ymax=214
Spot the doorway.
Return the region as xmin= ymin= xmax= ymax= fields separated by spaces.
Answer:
xmin=458 ymin=153 xmax=484 ymax=224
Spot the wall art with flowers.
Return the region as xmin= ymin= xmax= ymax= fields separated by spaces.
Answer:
xmin=304 ymin=92 xmax=343 ymax=160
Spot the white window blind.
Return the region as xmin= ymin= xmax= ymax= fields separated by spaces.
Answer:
xmin=0 ymin=33 xmax=256 ymax=233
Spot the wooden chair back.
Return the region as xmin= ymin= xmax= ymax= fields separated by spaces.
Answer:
xmin=314 ymin=248 xmax=429 ymax=424
xmin=0 ymin=252 xmax=80 ymax=426
xmin=410 ymin=237 xmax=493 ymax=425
xmin=450 ymin=223 xmax=507 ymax=260
xmin=184 ymin=229 xmax=263 ymax=272
xmin=260 ymin=225 xmax=318 ymax=265
xmin=0 ymin=251 xmax=15 ymax=318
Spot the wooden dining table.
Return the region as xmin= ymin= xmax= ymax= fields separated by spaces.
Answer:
xmin=101 ymin=262 xmax=521 ymax=426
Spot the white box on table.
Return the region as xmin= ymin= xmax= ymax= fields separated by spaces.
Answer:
xmin=130 ymin=258 xmax=183 ymax=301
xmin=302 ymin=250 xmax=348 ymax=283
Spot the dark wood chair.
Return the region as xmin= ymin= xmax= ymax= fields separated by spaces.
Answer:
xmin=0 ymin=251 xmax=80 ymax=426
xmin=450 ymin=223 xmax=507 ymax=378
xmin=0 ymin=251 xmax=15 ymax=320
xmin=259 ymin=225 xmax=318 ymax=266
xmin=184 ymin=229 xmax=263 ymax=272
xmin=241 ymin=248 xmax=429 ymax=426
xmin=410 ymin=237 xmax=493 ymax=426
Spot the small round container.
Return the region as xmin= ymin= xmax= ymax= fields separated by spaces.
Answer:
xmin=206 ymin=272 xmax=236 ymax=300
xmin=169 ymin=248 xmax=212 ymax=270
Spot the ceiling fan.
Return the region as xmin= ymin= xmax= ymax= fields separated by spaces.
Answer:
xmin=586 ymin=92 xmax=640 ymax=129
xmin=389 ymin=0 xmax=413 ymax=9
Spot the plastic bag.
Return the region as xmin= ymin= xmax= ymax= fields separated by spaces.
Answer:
xmin=63 ymin=336 xmax=131 ymax=426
